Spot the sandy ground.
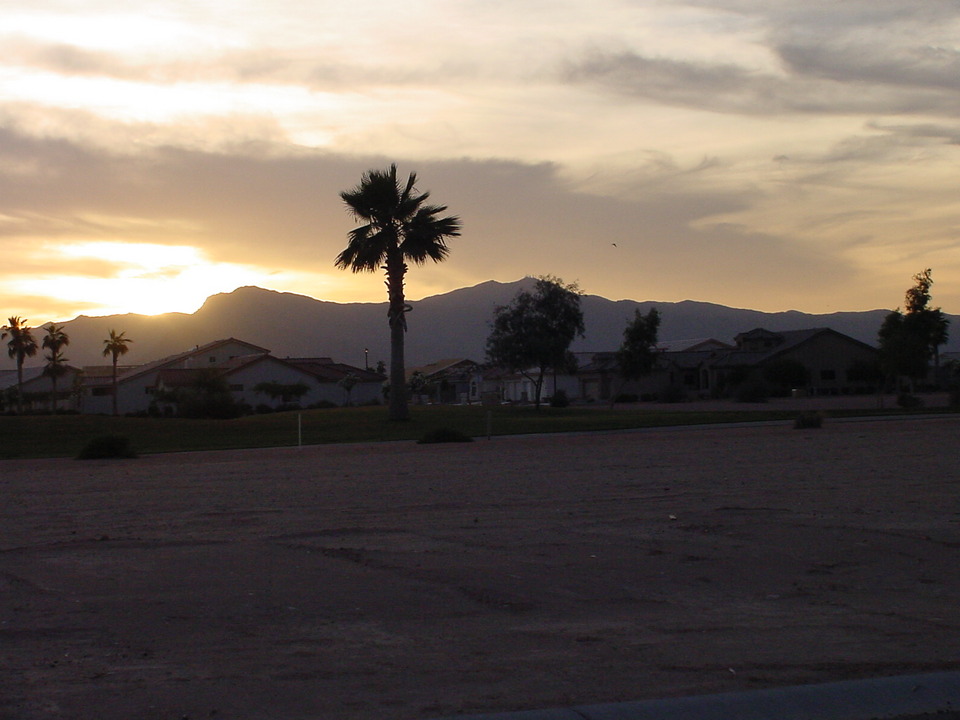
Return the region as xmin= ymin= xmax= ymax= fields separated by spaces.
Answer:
xmin=2 ymin=415 xmax=959 ymax=720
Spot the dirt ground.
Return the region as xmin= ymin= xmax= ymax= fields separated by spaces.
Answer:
xmin=2 ymin=415 xmax=959 ymax=720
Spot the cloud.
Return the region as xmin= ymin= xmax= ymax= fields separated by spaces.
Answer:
xmin=0 ymin=114 xmax=859 ymax=316
xmin=561 ymin=44 xmax=960 ymax=117
xmin=557 ymin=1 xmax=960 ymax=116
xmin=869 ymin=121 xmax=960 ymax=145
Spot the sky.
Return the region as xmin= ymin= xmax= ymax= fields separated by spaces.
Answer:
xmin=2 ymin=0 xmax=959 ymax=324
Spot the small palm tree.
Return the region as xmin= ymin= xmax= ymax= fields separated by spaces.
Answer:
xmin=2 ymin=317 xmax=39 ymax=414
xmin=336 ymin=164 xmax=461 ymax=421
xmin=337 ymin=373 xmax=359 ymax=406
xmin=42 ymin=324 xmax=70 ymax=412
xmin=102 ymin=329 xmax=133 ymax=416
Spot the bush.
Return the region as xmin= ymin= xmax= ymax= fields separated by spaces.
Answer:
xmin=77 ymin=435 xmax=137 ymax=460
xmin=794 ymin=411 xmax=823 ymax=430
xmin=417 ymin=427 xmax=474 ymax=444
xmin=614 ymin=393 xmax=639 ymax=403
xmin=549 ymin=389 xmax=570 ymax=408
xmin=897 ymin=393 xmax=924 ymax=409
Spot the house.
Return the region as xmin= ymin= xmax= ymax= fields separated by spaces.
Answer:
xmin=577 ymin=339 xmax=733 ymax=402
xmin=79 ymin=338 xmax=270 ymax=415
xmin=406 ymin=358 xmax=484 ymax=404
xmin=490 ymin=365 xmax=581 ymax=404
xmin=576 ymin=329 xmax=879 ymax=402
xmin=0 ymin=365 xmax=82 ymax=412
xmin=77 ymin=338 xmax=383 ymax=415
xmin=284 ymin=357 xmax=384 ymax=406
xmin=707 ymin=327 xmax=881 ymax=396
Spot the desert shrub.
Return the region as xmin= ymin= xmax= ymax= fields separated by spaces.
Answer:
xmin=549 ymin=389 xmax=570 ymax=408
xmin=614 ymin=393 xmax=639 ymax=403
xmin=308 ymin=400 xmax=338 ymax=410
xmin=77 ymin=434 xmax=137 ymax=460
xmin=896 ymin=393 xmax=924 ymax=409
xmin=417 ymin=427 xmax=474 ymax=444
xmin=794 ymin=411 xmax=823 ymax=430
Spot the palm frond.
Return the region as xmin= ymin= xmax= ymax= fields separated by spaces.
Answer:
xmin=400 ymin=205 xmax=461 ymax=265
xmin=335 ymin=225 xmax=395 ymax=272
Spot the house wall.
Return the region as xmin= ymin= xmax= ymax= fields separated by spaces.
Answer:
xmin=114 ymin=371 xmax=161 ymax=415
xmin=79 ymin=386 xmax=114 ymax=415
xmin=771 ymin=334 xmax=878 ymax=395
xmin=580 ymin=363 xmax=691 ymax=402
xmin=227 ymin=359 xmax=381 ymax=408
xmin=181 ymin=342 xmax=266 ymax=369
xmin=19 ymin=370 xmax=82 ymax=411
xmin=500 ymin=371 xmax=579 ymax=403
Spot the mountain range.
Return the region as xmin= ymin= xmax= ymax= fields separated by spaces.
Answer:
xmin=20 ymin=279 xmax=960 ymax=370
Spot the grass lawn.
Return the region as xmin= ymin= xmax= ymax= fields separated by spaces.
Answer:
xmin=2 ymin=402 xmax=950 ymax=460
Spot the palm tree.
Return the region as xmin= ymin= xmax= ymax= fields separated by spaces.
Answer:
xmin=336 ymin=165 xmax=461 ymax=421
xmin=102 ymin=329 xmax=133 ymax=416
xmin=41 ymin=324 xmax=70 ymax=412
xmin=1 ymin=317 xmax=38 ymax=414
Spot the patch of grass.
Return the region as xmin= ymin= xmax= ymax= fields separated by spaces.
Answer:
xmin=0 ymin=403 xmax=956 ymax=459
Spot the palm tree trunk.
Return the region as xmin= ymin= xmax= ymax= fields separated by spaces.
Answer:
xmin=386 ymin=257 xmax=410 ymax=421
xmin=389 ymin=313 xmax=408 ymax=420
xmin=112 ymin=356 xmax=119 ymax=416
xmin=534 ymin=367 xmax=545 ymax=409
xmin=16 ymin=359 xmax=23 ymax=414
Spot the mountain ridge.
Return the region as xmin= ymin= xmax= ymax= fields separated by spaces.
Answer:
xmin=18 ymin=280 xmax=959 ymax=369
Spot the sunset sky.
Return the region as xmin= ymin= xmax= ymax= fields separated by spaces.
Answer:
xmin=2 ymin=0 xmax=959 ymax=323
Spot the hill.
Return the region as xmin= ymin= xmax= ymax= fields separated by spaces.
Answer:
xmin=23 ymin=279 xmax=959 ymax=369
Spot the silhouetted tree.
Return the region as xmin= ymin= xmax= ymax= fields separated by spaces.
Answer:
xmin=2 ymin=317 xmax=38 ymax=413
xmin=337 ymin=373 xmax=359 ymax=406
xmin=102 ymin=329 xmax=133 ymax=416
xmin=176 ymin=370 xmax=240 ymax=418
xmin=41 ymin=324 xmax=70 ymax=412
xmin=613 ymin=307 xmax=660 ymax=404
xmin=486 ymin=276 xmax=585 ymax=409
xmin=336 ymin=164 xmax=461 ymax=421
xmin=878 ymin=269 xmax=950 ymax=391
